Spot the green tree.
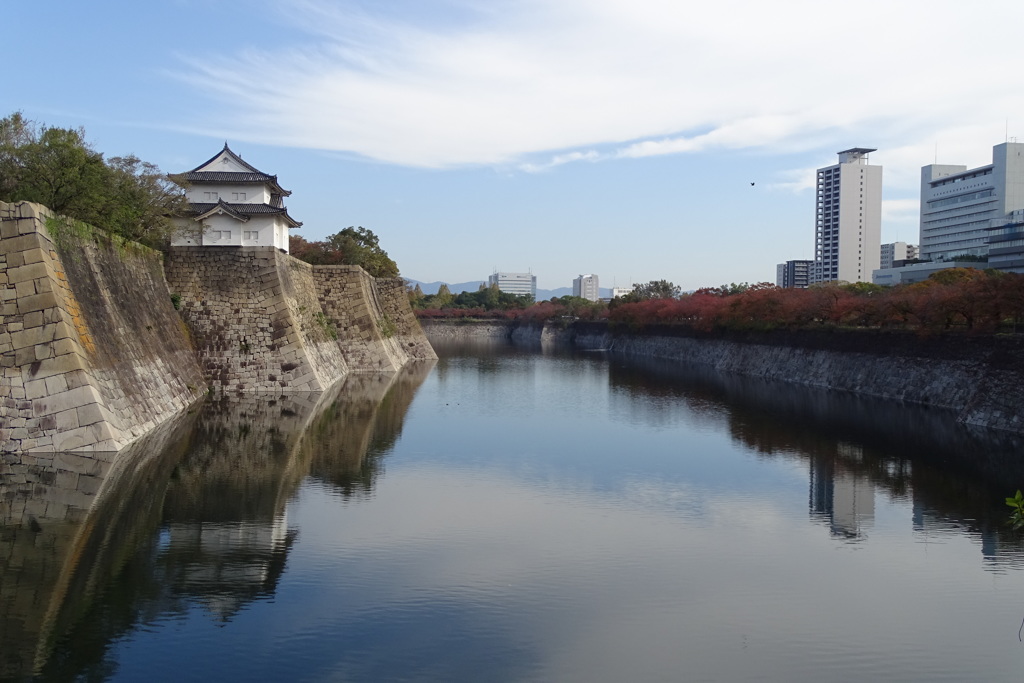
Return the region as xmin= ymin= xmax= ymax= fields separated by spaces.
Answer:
xmin=626 ymin=280 xmax=682 ymax=301
xmin=0 ymin=112 xmax=186 ymax=248
xmin=326 ymin=226 xmax=399 ymax=278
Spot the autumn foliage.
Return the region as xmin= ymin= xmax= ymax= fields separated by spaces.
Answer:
xmin=416 ymin=269 xmax=1024 ymax=335
xmin=608 ymin=269 xmax=1024 ymax=334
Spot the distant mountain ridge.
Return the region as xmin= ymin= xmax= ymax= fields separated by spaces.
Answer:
xmin=405 ymin=279 xmax=611 ymax=300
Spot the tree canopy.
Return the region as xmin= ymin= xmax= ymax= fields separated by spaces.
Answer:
xmin=0 ymin=112 xmax=186 ymax=248
xmin=290 ymin=226 xmax=399 ymax=277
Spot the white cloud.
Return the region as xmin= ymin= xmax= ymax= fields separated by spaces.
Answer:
xmin=177 ymin=0 xmax=1024 ymax=178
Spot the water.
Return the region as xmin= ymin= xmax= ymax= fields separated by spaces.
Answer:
xmin=4 ymin=339 xmax=1024 ymax=682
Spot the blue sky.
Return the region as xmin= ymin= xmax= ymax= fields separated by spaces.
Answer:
xmin=8 ymin=0 xmax=1024 ymax=290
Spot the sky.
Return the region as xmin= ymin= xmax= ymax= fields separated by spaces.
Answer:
xmin=7 ymin=0 xmax=1024 ymax=291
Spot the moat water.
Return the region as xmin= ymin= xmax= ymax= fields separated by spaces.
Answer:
xmin=4 ymin=339 xmax=1024 ymax=682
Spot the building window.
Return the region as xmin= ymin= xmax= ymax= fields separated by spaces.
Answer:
xmin=244 ymin=230 xmax=258 ymax=241
xmin=203 ymin=191 xmax=218 ymax=201
xmin=232 ymin=192 xmax=247 ymax=201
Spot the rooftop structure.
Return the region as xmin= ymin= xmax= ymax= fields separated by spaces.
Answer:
xmin=171 ymin=144 xmax=302 ymax=252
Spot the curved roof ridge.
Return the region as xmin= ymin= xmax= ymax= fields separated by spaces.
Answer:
xmin=184 ymin=143 xmax=267 ymax=175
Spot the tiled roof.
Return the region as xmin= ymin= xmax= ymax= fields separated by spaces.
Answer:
xmin=177 ymin=171 xmax=275 ymax=183
xmin=186 ymin=200 xmax=302 ymax=227
xmin=186 ymin=143 xmax=264 ymax=175
xmin=174 ymin=143 xmax=291 ymax=195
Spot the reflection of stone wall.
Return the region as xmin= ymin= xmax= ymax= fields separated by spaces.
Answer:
xmin=304 ymin=361 xmax=435 ymax=497
xmin=0 ymin=410 xmax=197 ymax=680
xmin=165 ymin=247 xmax=348 ymax=392
xmin=0 ymin=201 xmax=205 ymax=452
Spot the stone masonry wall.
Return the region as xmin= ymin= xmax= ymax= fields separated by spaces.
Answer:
xmin=313 ymin=266 xmax=408 ymax=371
xmin=164 ymin=247 xmax=349 ymax=392
xmin=0 ymin=202 xmax=205 ymax=453
xmin=375 ymin=277 xmax=437 ymax=361
xmin=423 ymin=319 xmax=1024 ymax=435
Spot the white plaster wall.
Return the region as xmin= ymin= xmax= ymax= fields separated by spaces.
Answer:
xmin=186 ymin=185 xmax=269 ymax=204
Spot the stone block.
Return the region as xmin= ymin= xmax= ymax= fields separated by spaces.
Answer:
xmin=55 ymin=408 xmax=79 ymax=431
xmin=0 ymin=234 xmax=43 ymax=256
xmin=32 ymin=385 xmax=100 ymax=417
xmin=26 ymin=353 xmax=85 ymax=381
xmin=6 ymin=262 xmax=48 ymax=285
xmin=17 ymin=291 xmax=57 ymax=314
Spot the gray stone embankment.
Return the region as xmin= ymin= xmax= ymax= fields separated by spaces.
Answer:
xmin=2 ymin=200 xmax=435 ymax=454
xmin=423 ymin=319 xmax=1024 ymax=435
xmin=1 ymin=201 xmax=206 ymax=453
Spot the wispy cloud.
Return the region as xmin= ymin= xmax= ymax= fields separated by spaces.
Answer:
xmin=176 ymin=0 xmax=1024 ymax=177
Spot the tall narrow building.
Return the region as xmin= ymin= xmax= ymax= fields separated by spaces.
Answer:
xmin=572 ymin=274 xmax=600 ymax=301
xmin=811 ymin=148 xmax=882 ymax=284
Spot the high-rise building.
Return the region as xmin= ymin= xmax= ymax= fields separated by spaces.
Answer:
xmin=572 ymin=274 xmax=600 ymax=301
xmin=879 ymin=242 xmax=918 ymax=270
xmin=811 ymin=148 xmax=882 ymax=284
xmin=919 ymin=142 xmax=1024 ymax=262
xmin=487 ymin=271 xmax=537 ymax=299
xmin=776 ymin=260 xmax=813 ymax=288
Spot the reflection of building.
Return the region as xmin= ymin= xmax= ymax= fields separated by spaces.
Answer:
xmin=811 ymin=148 xmax=882 ymax=284
xmin=573 ymin=274 xmax=600 ymax=301
xmin=488 ymin=271 xmax=537 ymax=298
xmin=809 ymin=445 xmax=875 ymax=539
xmin=171 ymin=144 xmax=302 ymax=252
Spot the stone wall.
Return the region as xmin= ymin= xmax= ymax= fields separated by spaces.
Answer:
xmin=374 ymin=277 xmax=438 ymax=362
xmin=423 ymin=319 xmax=1024 ymax=435
xmin=0 ymin=202 xmax=205 ymax=453
xmin=164 ymin=247 xmax=349 ymax=392
xmin=313 ymin=266 xmax=433 ymax=371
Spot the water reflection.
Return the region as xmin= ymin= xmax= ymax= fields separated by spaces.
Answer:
xmin=0 ymin=362 xmax=434 ymax=681
xmin=607 ymin=355 xmax=1024 ymax=561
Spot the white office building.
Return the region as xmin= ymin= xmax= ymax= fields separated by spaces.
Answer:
xmin=611 ymin=287 xmax=633 ymax=299
xmin=919 ymin=142 xmax=1024 ymax=262
xmin=573 ymin=274 xmax=600 ymax=301
xmin=171 ymin=144 xmax=302 ymax=252
xmin=811 ymin=148 xmax=882 ymax=284
xmin=487 ymin=271 xmax=537 ymax=299
xmin=880 ymin=242 xmax=918 ymax=270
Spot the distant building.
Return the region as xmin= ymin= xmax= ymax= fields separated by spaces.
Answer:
xmin=879 ymin=242 xmax=918 ymax=270
xmin=171 ymin=144 xmax=302 ymax=252
xmin=872 ymin=259 xmax=986 ymax=286
xmin=920 ymin=142 xmax=1024 ymax=263
xmin=488 ymin=271 xmax=537 ymax=299
xmin=811 ymin=148 xmax=882 ymax=284
xmin=776 ymin=260 xmax=813 ymax=288
xmin=987 ymin=209 xmax=1024 ymax=273
xmin=573 ymin=274 xmax=600 ymax=301
xmin=611 ymin=287 xmax=633 ymax=299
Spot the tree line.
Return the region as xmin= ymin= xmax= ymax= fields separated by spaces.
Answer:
xmin=0 ymin=112 xmax=185 ymax=248
xmin=415 ymin=269 xmax=1024 ymax=335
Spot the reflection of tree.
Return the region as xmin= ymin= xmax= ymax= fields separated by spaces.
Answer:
xmin=4 ymin=364 xmax=435 ymax=680
xmin=608 ymin=356 xmax=1024 ymax=556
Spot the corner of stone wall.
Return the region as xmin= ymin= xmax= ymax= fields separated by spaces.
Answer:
xmin=164 ymin=247 xmax=348 ymax=392
xmin=375 ymin=278 xmax=438 ymax=361
xmin=312 ymin=266 xmax=402 ymax=372
xmin=1 ymin=201 xmax=205 ymax=453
